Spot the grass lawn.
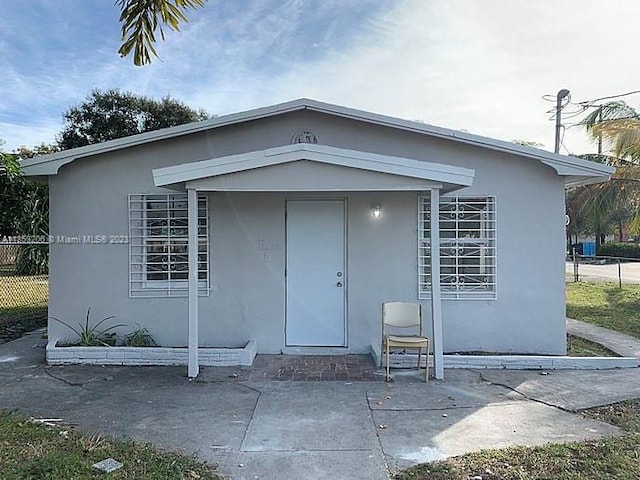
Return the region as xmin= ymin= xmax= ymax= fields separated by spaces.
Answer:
xmin=0 ymin=411 xmax=221 ymax=480
xmin=0 ymin=272 xmax=48 ymax=343
xmin=566 ymin=334 xmax=619 ymax=357
xmin=566 ymin=282 xmax=640 ymax=339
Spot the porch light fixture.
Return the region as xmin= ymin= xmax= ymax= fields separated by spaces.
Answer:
xmin=371 ymin=202 xmax=382 ymax=218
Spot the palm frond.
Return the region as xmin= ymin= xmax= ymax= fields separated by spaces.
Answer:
xmin=629 ymin=210 xmax=640 ymax=235
xmin=567 ymin=166 xmax=640 ymax=226
xmin=116 ymin=0 xmax=206 ymax=66
xmin=613 ymin=127 xmax=640 ymax=161
xmin=580 ymin=101 xmax=638 ymax=131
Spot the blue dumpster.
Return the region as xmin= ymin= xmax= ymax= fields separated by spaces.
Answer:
xmin=582 ymin=241 xmax=596 ymax=257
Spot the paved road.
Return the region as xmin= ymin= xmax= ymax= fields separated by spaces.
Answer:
xmin=566 ymin=261 xmax=640 ymax=283
xmin=1 ymin=332 xmax=636 ymax=480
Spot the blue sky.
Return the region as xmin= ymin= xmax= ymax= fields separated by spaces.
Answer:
xmin=2 ymin=0 xmax=640 ymax=154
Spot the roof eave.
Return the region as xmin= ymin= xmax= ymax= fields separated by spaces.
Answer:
xmin=18 ymin=98 xmax=616 ymax=182
xmin=564 ymin=174 xmax=613 ymax=188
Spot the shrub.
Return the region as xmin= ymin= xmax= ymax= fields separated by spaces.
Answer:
xmin=598 ymin=242 xmax=640 ymax=259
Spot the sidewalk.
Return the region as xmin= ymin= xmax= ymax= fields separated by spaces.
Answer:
xmin=566 ymin=318 xmax=640 ymax=360
xmin=479 ymin=320 xmax=640 ymax=413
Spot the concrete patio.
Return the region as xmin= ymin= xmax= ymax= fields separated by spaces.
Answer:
xmin=1 ymin=330 xmax=638 ymax=479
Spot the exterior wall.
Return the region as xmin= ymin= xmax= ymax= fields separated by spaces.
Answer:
xmin=48 ymin=110 xmax=567 ymax=355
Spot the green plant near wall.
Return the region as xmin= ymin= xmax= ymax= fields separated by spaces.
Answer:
xmin=51 ymin=308 xmax=125 ymax=346
xmin=123 ymin=326 xmax=158 ymax=347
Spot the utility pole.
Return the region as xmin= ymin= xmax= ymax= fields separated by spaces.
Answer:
xmin=554 ymin=89 xmax=570 ymax=153
xmin=597 ymin=108 xmax=603 ymax=154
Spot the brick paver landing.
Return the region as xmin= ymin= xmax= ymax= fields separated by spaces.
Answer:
xmin=237 ymin=354 xmax=380 ymax=381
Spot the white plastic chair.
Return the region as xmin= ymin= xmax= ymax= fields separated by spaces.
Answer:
xmin=382 ymin=302 xmax=430 ymax=382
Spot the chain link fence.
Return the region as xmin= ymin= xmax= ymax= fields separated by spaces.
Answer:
xmin=566 ymin=250 xmax=640 ymax=286
xmin=0 ymin=240 xmax=49 ymax=343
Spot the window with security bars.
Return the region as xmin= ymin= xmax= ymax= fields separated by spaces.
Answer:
xmin=419 ymin=196 xmax=496 ymax=300
xmin=129 ymin=194 xmax=209 ymax=297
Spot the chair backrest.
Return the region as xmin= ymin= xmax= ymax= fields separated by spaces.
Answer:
xmin=382 ymin=302 xmax=422 ymax=332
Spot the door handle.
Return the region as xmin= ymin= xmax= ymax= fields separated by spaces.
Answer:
xmin=336 ymin=282 xmax=343 ymax=287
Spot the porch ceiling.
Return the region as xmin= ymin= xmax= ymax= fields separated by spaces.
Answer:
xmin=152 ymin=144 xmax=475 ymax=192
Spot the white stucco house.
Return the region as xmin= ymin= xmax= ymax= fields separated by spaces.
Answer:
xmin=21 ymin=99 xmax=614 ymax=379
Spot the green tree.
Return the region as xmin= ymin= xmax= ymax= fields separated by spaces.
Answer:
xmin=0 ymin=151 xmax=24 ymax=237
xmin=117 ymin=0 xmax=205 ymax=66
xmin=0 ymin=146 xmax=52 ymax=274
xmin=512 ymin=140 xmax=544 ymax=148
xmin=58 ymin=89 xmax=209 ymax=150
xmin=569 ymin=101 xmax=640 ymax=250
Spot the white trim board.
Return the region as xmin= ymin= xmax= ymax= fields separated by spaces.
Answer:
xmin=152 ymin=144 xmax=474 ymax=191
xmin=20 ymin=98 xmax=614 ymax=186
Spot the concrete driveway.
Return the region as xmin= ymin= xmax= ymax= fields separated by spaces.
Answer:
xmin=1 ymin=331 xmax=637 ymax=480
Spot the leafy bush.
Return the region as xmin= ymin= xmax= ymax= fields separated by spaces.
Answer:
xmin=599 ymin=242 xmax=640 ymax=259
xmin=51 ymin=308 xmax=124 ymax=346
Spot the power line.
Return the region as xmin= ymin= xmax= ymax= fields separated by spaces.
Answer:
xmin=545 ymin=89 xmax=640 ymax=107
xmin=542 ymin=89 xmax=640 ymax=156
xmin=576 ymin=89 xmax=640 ymax=105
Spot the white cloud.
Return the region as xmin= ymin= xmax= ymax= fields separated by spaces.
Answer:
xmin=0 ymin=120 xmax=60 ymax=151
xmin=243 ymin=0 xmax=640 ymax=154
xmin=2 ymin=0 xmax=640 ymax=156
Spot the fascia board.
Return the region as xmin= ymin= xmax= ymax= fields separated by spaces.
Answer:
xmin=20 ymin=97 xmax=613 ymax=182
xmin=153 ymin=144 xmax=475 ymax=188
xmin=19 ymin=99 xmax=314 ymax=175
xmin=302 ymin=100 xmax=617 ymax=178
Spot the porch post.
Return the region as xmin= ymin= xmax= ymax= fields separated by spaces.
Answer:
xmin=429 ymin=188 xmax=444 ymax=379
xmin=187 ymin=188 xmax=199 ymax=378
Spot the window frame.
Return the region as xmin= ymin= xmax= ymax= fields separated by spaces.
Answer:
xmin=129 ymin=193 xmax=210 ymax=298
xmin=418 ymin=194 xmax=497 ymax=300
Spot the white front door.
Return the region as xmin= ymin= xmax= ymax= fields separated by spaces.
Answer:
xmin=286 ymin=200 xmax=346 ymax=346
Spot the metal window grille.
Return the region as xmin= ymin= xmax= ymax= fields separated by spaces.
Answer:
xmin=129 ymin=194 xmax=209 ymax=297
xmin=419 ymin=195 xmax=496 ymax=300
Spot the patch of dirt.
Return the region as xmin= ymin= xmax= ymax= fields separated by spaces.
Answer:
xmin=0 ymin=315 xmax=47 ymax=344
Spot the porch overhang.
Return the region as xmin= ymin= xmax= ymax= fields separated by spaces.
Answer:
xmin=168 ymin=144 xmax=473 ymax=380
xmin=152 ymin=144 xmax=475 ymax=193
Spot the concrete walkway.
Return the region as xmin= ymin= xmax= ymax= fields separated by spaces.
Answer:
xmin=567 ymin=317 xmax=640 ymax=359
xmin=0 ymin=331 xmax=638 ymax=480
xmin=481 ymin=320 xmax=640 ymax=412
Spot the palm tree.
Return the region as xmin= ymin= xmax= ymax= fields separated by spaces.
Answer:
xmin=568 ymin=101 xmax=640 ymax=249
xmin=116 ymin=0 xmax=205 ymax=66
xmin=580 ymin=101 xmax=640 ymax=159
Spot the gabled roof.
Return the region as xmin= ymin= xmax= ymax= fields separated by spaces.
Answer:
xmin=20 ymin=98 xmax=614 ymax=186
xmin=152 ymin=143 xmax=475 ymax=192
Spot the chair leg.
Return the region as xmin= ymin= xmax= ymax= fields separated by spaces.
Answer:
xmin=385 ymin=342 xmax=390 ymax=382
xmin=417 ymin=348 xmax=421 ymax=373
xmin=425 ymin=341 xmax=430 ymax=383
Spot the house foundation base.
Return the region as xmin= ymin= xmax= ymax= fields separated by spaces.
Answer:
xmin=370 ymin=344 xmax=638 ymax=370
xmin=46 ymin=339 xmax=257 ymax=367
